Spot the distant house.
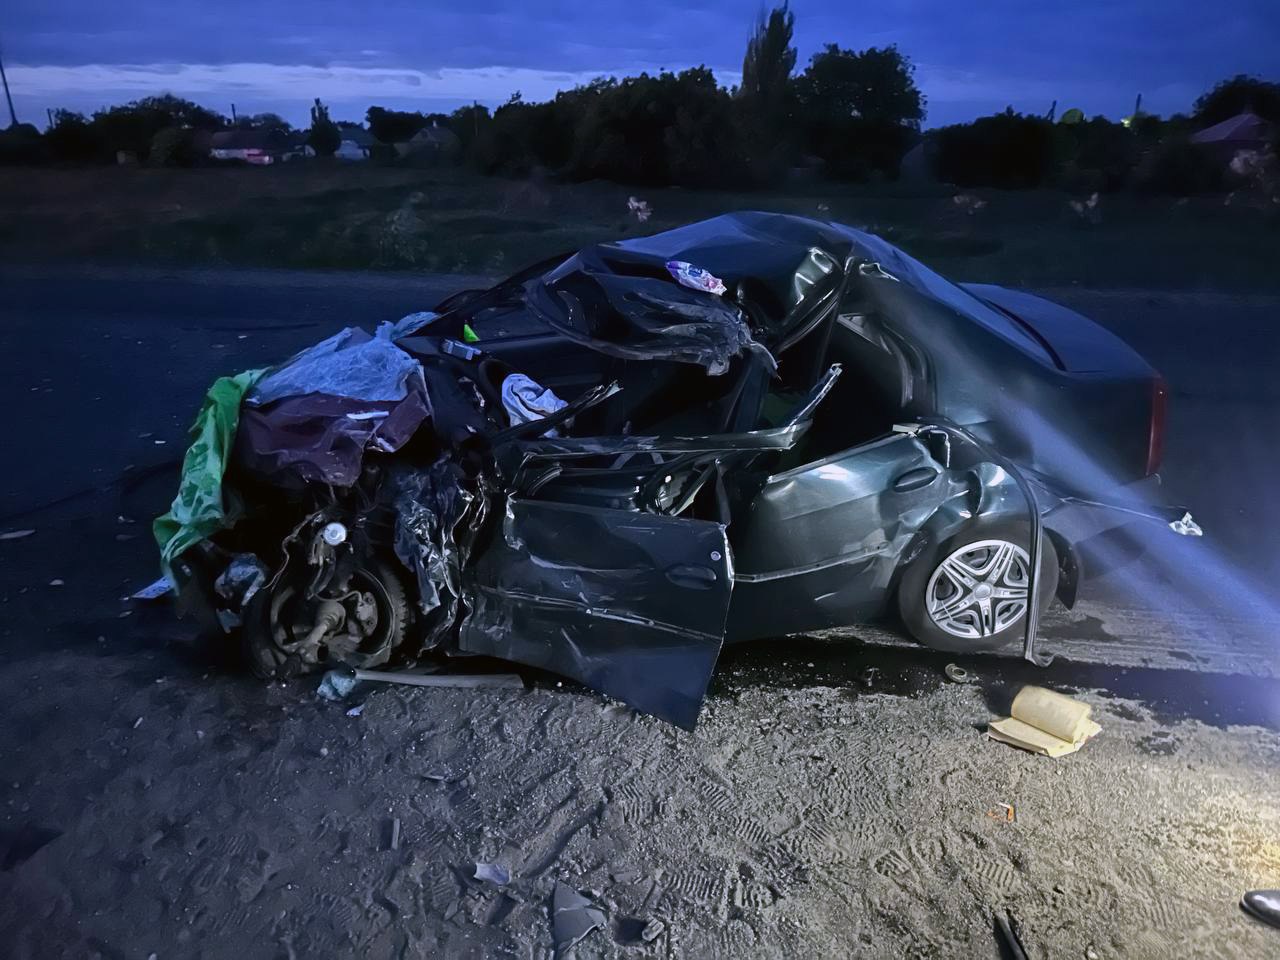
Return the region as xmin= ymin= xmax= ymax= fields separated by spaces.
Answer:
xmin=897 ymin=137 xmax=937 ymax=184
xmin=1191 ymin=111 xmax=1276 ymax=166
xmin=396 ymin=121 xmax=461 ymax=162
xmin=279 ymin=131 xmax=315 ymax=163
xmin=335 ymin=127 xmax=374 ymax=161
xmin=209 ymin=130 xmax=278 ymax=165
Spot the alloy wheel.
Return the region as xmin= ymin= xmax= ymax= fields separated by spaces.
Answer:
xmin=924 ymin=539 xmax=1030 ymax=640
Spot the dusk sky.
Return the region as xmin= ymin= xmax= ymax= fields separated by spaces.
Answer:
xmin=4 ymin=1 xmax=1278 ymax=129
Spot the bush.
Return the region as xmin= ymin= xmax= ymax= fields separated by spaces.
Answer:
xmin=1133 ymin=139 xmax=1225 ymax=195
xmin=0 ymin=124 xmax=44 ymax=165
xmin=1053 ymin=117 xmax=1137 ymax=192
xmin=90 ymin=95 xmax=226 ymax=161
xmin=45 ymin=110 xmax=104 ymax=164
xmin=469 ymin=95 xmax=572 ymax=177
xmin=468 ymin=71 xmax=748 ymax=188
xmin=807 ymin=116 xmax=914 ymax=181
xmin=366 ymin=107 xmax=430 ymax=144
xmin=149 ymin=127 xmax=201 ymax=167
xmin=568 ymin=69 xmax=746 ymax=187
xmin=933 ymin=112 xmax=1055 ymax=188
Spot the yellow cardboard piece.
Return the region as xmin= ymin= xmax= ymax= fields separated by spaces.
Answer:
xmin=987 ymin=686 xmax=1101 ymax=757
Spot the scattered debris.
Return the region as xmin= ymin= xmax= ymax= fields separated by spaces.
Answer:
xmin=317 ymin=671 xmax=359 ymax=702
xmin=994 ymin=909 xmax=1030 ymax=960
xmin=640 ymin=917 xmax=664 ymax=943
xmin=0 ymin=529 xmax=35 ymax=541
xmin=214 ymin=554 xmax=267 ymax=610
xmin=48 ymin=579 xmax=64 ymax=587
xmin=501 ymin=374 xmax=568 ymax=434
xmin=988 ymin=686 xmax=1101 ymax=757
xmin=345 ymin=704 xmax=364 ymax=718
xmin=953 ymin=193 xmax=988 ymax=216
xmin=944 ymin=663 xmax=971 ymax=683
xmin=1068 ymin=192 xmax=1102 ymax=224
xmin=473 ymin=862 xmax=511 ymax=885
xmin=666 ymin=260 xmax=727 ymax=296
xmin=626 ymin=196 xmax=652 ymax=222
xmin=132 ymin=717 xmax=144 ymax=729
xmin=387 ymin=817 xmax=401 ymax=851
xmin=1169 ymin=511 xmax=1203 ymax=536
xmin=551 ymin=882 xmax=606 ymax=957
xmin=319 ymin=666 xmax=523 ymax=701
xmin=129 ymin=577 xmax=173 ymax=601
xmin=357 ymin=668 xmax=523 ymax=690
xmin=1241 ymin=889 xmax=1280 ymax=930
xmin=987 ymin=802 xmax=1016 ymax=822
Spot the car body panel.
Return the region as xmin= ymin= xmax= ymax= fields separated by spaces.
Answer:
xmin=726 ymin=433 xmax=955 ymax=640
xmin=960 ymin=284 xmax=1153 ymax=376
xmin=458 ymin=499 xmax=733 ymax=730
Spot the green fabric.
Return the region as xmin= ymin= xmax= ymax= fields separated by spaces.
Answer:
xmin=153 ymin=368 xmax=265 ymax=580
xmin=462 ymin=322 xmax=480 ymax=343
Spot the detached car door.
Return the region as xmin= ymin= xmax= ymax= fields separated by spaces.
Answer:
xmin=458 ymin=499 xmax=733 ymax=730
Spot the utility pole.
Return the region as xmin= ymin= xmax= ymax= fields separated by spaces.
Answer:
xmin=231 ymin=102 xmax=237 ymax=124
xmin=0 ymin=48 xmax=18 ymax=129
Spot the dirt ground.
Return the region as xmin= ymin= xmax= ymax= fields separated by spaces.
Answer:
xmin=1 ymin=610 xmax=1278 ymax=959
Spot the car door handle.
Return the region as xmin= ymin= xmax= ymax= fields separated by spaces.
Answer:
xmin=892 ymin=467 xmax=939 ymax=492
xmin=665 ymin=564 xmax=718 ymax=590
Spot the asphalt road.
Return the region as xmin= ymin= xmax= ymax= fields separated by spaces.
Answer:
xmin=1 ymin=265 xmax=1277 ymax=679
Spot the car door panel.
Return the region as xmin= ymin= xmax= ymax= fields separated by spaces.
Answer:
xmin=459 ymin=499 xmax=733 ymax=729
xmin=725 ymin=433 xmax=953 ymax=641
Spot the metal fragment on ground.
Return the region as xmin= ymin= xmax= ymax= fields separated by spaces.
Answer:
xmin=130 ymin=577 xmax=173 ymax=601
xmin=551 ymin=882 xmax=606 ymax=956
xmin=351 ymin=668 xmax=524 ymax=690
xmin=473 ymin=862 xmax=510 ymax=885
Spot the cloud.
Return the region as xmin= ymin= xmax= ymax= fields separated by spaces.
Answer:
xmin=6 ymin=61 xmax=627 ymax=105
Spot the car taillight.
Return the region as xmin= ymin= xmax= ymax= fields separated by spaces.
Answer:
xmin=1146 ymin=375 xmax=1167 ymax=476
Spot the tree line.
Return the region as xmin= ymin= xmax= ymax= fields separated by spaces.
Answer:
xmin=4 ymin=2 xmax=1279 ymax=197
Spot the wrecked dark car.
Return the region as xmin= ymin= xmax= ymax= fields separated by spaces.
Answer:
xmin=158 ymin=212 xmax=1200 ymax=728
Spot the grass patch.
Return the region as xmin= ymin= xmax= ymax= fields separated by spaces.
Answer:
xmin=3 ymin=164 xmax=1277 ymax=290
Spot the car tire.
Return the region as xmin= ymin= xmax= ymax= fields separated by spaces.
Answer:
xmin=897 ymin=520 xmax=1058 ymax=653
